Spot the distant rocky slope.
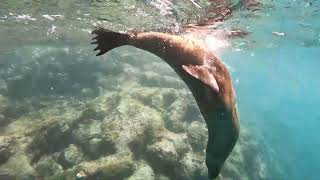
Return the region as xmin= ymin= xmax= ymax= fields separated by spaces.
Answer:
xmin=0 ymin=46 xmax=278 ymax=179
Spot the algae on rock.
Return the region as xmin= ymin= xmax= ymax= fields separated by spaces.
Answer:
xmin=0 ymin=44 xmax=277 ymax=180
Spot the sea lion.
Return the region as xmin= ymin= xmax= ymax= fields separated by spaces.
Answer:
xmin=91 ymin=29 xmax=240 ymax=179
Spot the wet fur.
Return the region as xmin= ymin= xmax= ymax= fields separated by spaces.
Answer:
xmin=91 ymin=29 xmax=240 ymax=179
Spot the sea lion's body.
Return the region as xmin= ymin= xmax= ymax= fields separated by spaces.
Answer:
xmin=91 ymin=29 xmax=240 ymax=179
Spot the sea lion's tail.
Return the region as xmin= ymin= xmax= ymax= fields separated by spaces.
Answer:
xmin=91 ymin=28 xmax=133 ymax=56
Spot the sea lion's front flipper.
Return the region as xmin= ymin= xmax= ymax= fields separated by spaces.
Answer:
xmin=182 ymin=64 xmax=219 ymax=93
xmin=91 ymin=28 xmax=131 ymax=56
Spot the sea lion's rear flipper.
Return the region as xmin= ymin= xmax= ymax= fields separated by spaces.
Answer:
xmin=182 ymin=64 xmax=219 ymax=93
xmin=91 ymin=28 xmax=131 ymax=56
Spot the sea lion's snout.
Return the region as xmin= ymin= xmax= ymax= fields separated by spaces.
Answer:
xmin=204 ymin=108 xmax=239 ymax=179
xmin=206 ymin=154 xmax=224 ymax=179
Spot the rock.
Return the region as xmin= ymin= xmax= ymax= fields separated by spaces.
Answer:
xmin=72 ymin=119 xmax=101 ymax=145
xmin=128 ymin=120 xmax=166 ymax=160
xmin=0 ymin=113 xmax=7 ymax=127
xmin=139 ymin=71 xmax=185 ymax=89
xmin=0 ymin=152 xmax=36 ymax=179
xmin=164 ymin=115 xmax=186 ymax=133
xmin=29 ymin=120 xmax=73 ymax=161
xmin=80 ymin=87 xmax=95 ymax=97
xmin=155 ymin=174 xmax=171 ymax=180
xmin=147 ymin=139 xmax=178 ymax=164
xmin=128 ymin=161 xmax=155 ymax=180
xmin=101 ymin=96 xmax=165 ymax=153
xmin=0 ymin=95 xmax=11 ymax=126
xmin=164 ymin=96 xmax=201 ymax=133
xmin=76 ymin=154 xmax=135 ymax=179
xmin=187 ymin=121 xmax=208 ymax=153
xmin=72 ymin=119 xmax=116 ymax=159
xmin=75 ymin=170 xmax=87 ymax=180
xmin=2 ymin=103 xmax=31 ymax=120
xmin=45 ymin=122 xmax=73 ymax=151
xmin=42 ymin=169 xmax=75 ymax=180
xmin=175 ymin=152 xmax=207 ymax=180
xmin=166 ymin=98 xmax=188 ymax=122
xmin=184 ymin=99 xmax=202 ymax=122
xmin=86 ymin=137 xmax=111 ymax=159
xmin=97 ymin=156 xmax=135 ymax=179
xmin=143 ymin=62 xmax=176 ymax=77
xmin=97 ymin=76 xmax=121 ymax=91
xmin=34 ymin=156 xmax=63 ymax=177
xmin=163 ymin=132 xmax=190 ymax=158
xmin=0 ymin=78 xmax=7 ymax=94
xmin=58 ymin=144 xmax=85 ymax=168
xmin=131 ymin=87 xmax=178 ymax=111
xmin=0 ymin=136 xmax=14 ymax=165
xmin=146 ymin=138 xmax=178 ymax=175
xmin=0 ymin=95 xmax=9 ymax=113
xmin=79 ymin=106 xmax=105 ymax=121
xmin=0 ymin=44 xmax=278 ymax=180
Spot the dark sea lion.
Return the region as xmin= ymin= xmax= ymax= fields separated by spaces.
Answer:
xmin=91 ymin=29 xmax=240 ymax=179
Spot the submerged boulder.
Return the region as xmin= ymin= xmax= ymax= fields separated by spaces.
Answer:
xmin=164 ymin=93 xmax=201 ymax=133
xmin=163 ymin=132 xmax=190 ymax=159
xmin=0 ymin=95 xmax=10 ymax=126
xmin=0 ymin=78 xmax=7 ymax=95
xmin=101 ymin=94 xmax=165 ymax=153
xmin=72 ymin=119 xmax=116 ymax=159
xmin=146 ymin=138 xmax=179 ymax=176
xmin=58 ymin=144 xmax=85 ymax=168
xmin=0 ymin=152 xmax=36 ymax=180
xmin=130 ymin=87 xmax=178 ymax=112
xmin=0 ymin=136 xmax=15 ymax=166
xmin=34 ymin=155 xmax=63 ymax=177
xmin=128 ymin=161 xmax=155 ymax=180
xmin=155 ymin=174 xmax=171 ymax=180
xmin=175 ymin=152 xmax=207 ymax=180
xmin=0 ymin=43 xmax=276 ymax=180
xmin=75 ymin=154 xmax=135 ymax=179
xmin=140 ymin=71 xmax=185 ymax=89
xmin=0 ymin=95 xmax=9 ymax=113
xmin=187 ymin=121 xmax=208 ymax=153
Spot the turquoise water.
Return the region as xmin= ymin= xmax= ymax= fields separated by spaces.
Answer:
xmin=0 ymin=0 xmax=319 ymax=179
xmin=222 ymin=1 xmax=320 ymax=179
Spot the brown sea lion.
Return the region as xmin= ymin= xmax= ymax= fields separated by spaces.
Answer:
xmin=91 ymin=29 xmax=240 ymax=179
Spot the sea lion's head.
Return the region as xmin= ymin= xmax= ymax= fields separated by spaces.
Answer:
xmin=183 ymin=62 xmax=239 ymax=179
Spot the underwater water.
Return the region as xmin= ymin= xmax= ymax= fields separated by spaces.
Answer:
xmin=222 ymin=1 xmax=320 ymax=179
xmin=0 ymin=0 xmax=319 ymax=179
